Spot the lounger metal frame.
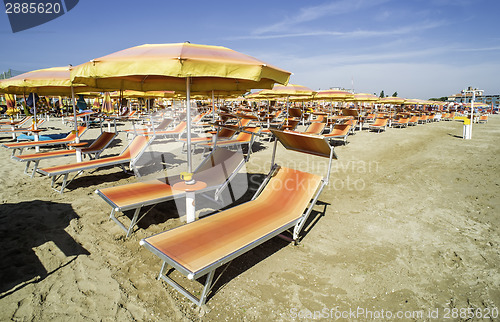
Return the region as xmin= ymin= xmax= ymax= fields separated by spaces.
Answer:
xmin=38 ymin=136 xmax=153 ymax=194
xmin=97 ymin=148 xmax=246 ymax=237
xmin=140 ymin=129 xmax=337 ymax=307
xmin=13 ymin=132 xmax=117 ymax=178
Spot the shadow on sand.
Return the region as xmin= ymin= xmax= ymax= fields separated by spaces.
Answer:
xmin=0 ymin=200 xmax=89 ymax=297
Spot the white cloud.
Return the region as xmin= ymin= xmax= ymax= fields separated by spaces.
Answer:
xmin=252 ymin=0 xmax=390 ymax=35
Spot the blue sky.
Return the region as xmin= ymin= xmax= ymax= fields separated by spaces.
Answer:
xmin=1 ymin=0 xmax=498 ymax=99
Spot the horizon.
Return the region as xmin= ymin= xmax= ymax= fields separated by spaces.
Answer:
xmin=1 ymin=0 xmax=498 ymax=100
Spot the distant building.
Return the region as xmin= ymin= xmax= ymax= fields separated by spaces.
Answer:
xmin=448 ymin=87 xmax=499 ymax=108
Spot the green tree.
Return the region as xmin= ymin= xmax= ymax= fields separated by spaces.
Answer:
xmin=392 ymin=91 xmax=398 ymax=97
xmin=379 ymin=90 xmax=385 ymax=98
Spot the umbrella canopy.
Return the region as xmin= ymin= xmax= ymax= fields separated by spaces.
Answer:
xmin=71 ymin=43 xmax=290 ymax=92
xmin=0 ymin=66 xmax=94 ymax=96
xmin=110 ymin=90 xmax=176 ymax=99
xmin=259 ymin=83 xmax=315 ymax=98
xmin=379 ymin=96 xmax=406 ymax=105
xmin=348 ymin=93 xmax=379 ymax=102
xmin=314 ymin=89 xmax=354 ymax=100
xmin=71 ymin=42 xmax=291 ymax=173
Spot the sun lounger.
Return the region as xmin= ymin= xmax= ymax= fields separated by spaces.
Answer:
xmin=392 ymin=117 xmax=409 ymax=128
xmin=0 ymin=119 xmax=45 ymax=139
xmin=368 ymin=118 xmax=388 ymax=132
xmin=303 ymin=121 xmax=326 ymax=135
xmin=478 ymin=115 xmax=488 ymax=123
xmin=1 ymin=126 xmax=88 ymax=156
xmin=323 ymin=123 xmax=351 ymax=144
xmin=0 ymin=116 xmax=32 ymax=127
xmin=125 ymin=118 xmax=173 ymax=138
xmin=13 ymin=131 xmax=117 ymax=177
xmin=408 ymin=115 xmax=419 ymax=126
xmin=418 ymin=115 xmax=428 ymax=124
xmin=198 ymin=126 xmax=260 ymax=160
xmin=143 ymin=121 xmax=186 ymax=138
xmin=140 ymin=129 xmax=337 ymax=307
xmin=37 ymin=135 xmax=152 ymax=193
xmin=95 ymin=147 xmax=246 ymax=237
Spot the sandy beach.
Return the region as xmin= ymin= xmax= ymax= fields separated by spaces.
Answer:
xmin=0 ymin=115 xmax=499 ymax=321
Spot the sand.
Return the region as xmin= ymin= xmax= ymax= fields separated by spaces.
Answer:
xmin=0 ymin=115 xmax=499 ymax=321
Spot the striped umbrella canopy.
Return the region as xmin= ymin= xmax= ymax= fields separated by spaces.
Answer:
xmin=0 ymin=66 xmax=98 ymax=139
xmin=0 ymin=66 xmax=95 ymax=96
xmin=110 ymin=90 xmax=177 ymax=99
xmin=348 ymin=93 xmax=379 ymax=102
xmin=314 ymin=89 xmax=354 ymax=100
xmin=379 ymin=96 xmax=406 ymax=105
xmin=71 ymin=42 xmax=291 ymax=173
xmin=259 ymin=83 xmax=315 ymax=98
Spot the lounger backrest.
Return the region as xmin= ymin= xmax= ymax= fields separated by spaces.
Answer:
xmin=193 ymin=148 xmax=245 ymax=185
xmin=217 ymin=127 xmax=236 ymax=138
xmin=372 ymin=118 xmax=387 ymax=126
xmin=288 ymin=107 xmax=302 ymax=118
xmin=235 ymin=127 xmax=260 ymax=142
xmin=282 ymin=119 xmax=300 ymax=131
xmin=238 ymin=118 xmax=252 ymax=127
xmin=342 ymin=108 xmax=359 ymax=117
xmin=156 ymin=118 xmax=173 ymax=130
xmin=120 ymin=136 xmax=151 ymax=159
xmin=271 ymin=129 xmax=336 ymax=159
xmin=65 ymin=126 xmax=88 ymax=140
xmin=84 ymin=132 xmax=116 ymax=151
xmin=333 ymin=124 xmax=350 ymax=135
xmin=304 ymin=122 xmax=325 ymax=135
xmin=172 ymin=121 xmax=186 ymax=132
xmin=409 ymin=116 xmax=419 ymax=122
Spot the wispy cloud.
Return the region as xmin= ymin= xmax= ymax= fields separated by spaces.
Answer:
xmin=252 ymin=0 xmax=390 ymax=35
xmin=228 ymin=20 xmax=445 ymax=41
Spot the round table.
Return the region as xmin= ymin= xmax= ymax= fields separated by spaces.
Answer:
xmin=68 ymin=142 xmax=88 ymax=162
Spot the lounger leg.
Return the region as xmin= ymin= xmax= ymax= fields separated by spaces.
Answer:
xmin=24 ymin=161 xmax=31 ymax=175
xmin=293 ymin=182 xmax=326 ymax=241
xmin=31 ymin=160 xmax=39 ymax=178
xmin=127 ymin=208 xmax=142 ymax=237
xmin=157 ymin=262 xmax=215 ymax=307
xmin=59 ymin=174 xmax=69 ymax=194
xmin=199 ymin=270 xmax=215 ymax=306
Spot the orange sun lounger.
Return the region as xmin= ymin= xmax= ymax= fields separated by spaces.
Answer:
xmin=13 ymin=131 xmax=117 ymax=177
xmin=95 ymin=147 xmax=246 ymax=237
xmin=368 ymin=118 xmax=388 ymax=133
xmin=125 ymin=118 xmax=173 ymax=138
xmin=198 ymin=126 xmax=260 ymax=160
xmin=140 ymin=129 xmax=338 ymax=307
xmin=323 ymin=123 xmax=351 ymax=144
xmin=392 ymin=117 xmax=409 ymax=128
xmin=143 ymin=121 xmax=187 ymax=138
xmin=37 ymin=135 xmax=152 ymax=193
xmin=1 ymin=126 xmax=87 ymax=156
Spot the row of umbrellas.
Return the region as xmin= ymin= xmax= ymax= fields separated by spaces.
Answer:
xmin=0 ymin=42 xmax=292 ymax=174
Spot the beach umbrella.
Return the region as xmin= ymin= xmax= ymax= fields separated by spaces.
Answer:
xmin=71 ymin=42 xmax=291 ymax=173
xmin=0 ymin=66 xmax=97 ymax=141
xmin=314 ymin=89 xmax=354 ymax=100
xmin=259 ymin=83 xmax=315 ymax=123
xmin=379 ymin=96 xmax=406 ymax=105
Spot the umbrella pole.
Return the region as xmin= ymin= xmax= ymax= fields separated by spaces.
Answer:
xmin=71 ymin=85 xmax=80 ymax=143
xmin=186 ymin=77 xmax=192 ymax=173
xmin=212 ymin=90 xmax=215 ymax=122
